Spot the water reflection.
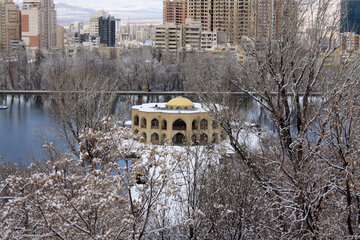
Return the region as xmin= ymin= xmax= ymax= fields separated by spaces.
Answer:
xmin=0 ymin=95 xmax=58 ymax=166
xmin=0 ymin=94 xmax=273 ymax=165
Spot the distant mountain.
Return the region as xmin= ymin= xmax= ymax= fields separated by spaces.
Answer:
xmin=108 ymin=7 xmax=162 ymax=24
xmin=55 ymin=3 xmax=97 ymax=25
xmin=14 ymin=1 xmax=162 ymax=25
xmin=56 ymin=3 xmax=162 ymax=25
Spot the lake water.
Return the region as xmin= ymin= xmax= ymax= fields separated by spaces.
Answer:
xmin=0 ymin=95 xmax=64 ymax=166
xmin=0 ymin=94 xmax=268 ymax=165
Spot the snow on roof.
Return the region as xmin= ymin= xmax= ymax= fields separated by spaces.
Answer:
xmin=132 ymin=102 xmax=208 ymax=114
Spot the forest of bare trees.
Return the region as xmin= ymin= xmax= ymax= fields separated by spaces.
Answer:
xmin=0 ymin=47 xmax=184 ymax=92
xmin=1 ymin=0 xmax=360 ymax=239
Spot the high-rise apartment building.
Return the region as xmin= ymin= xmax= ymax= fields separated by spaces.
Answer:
xmin=136 ymin=30 xmax=148 ymax=42
xmin=154 ymin=23 xmax=182 ymax=54
xmin=341 ymin=0 xmax=360 ymax=34
xmin=187 ymin=0 xmax=212 ymax=31
xmin=21 ymin=0 xmax=56 ymax=49
xmin=69 ymin=21 xmax=83 ymax=34
xmin=56 ymin=24 xmax=64 ymax=48
xmin=115 ymin=18 xmax=121 ymax=34
xmin=339 ymin=1 xmax=360 ymax=60
xmin=201 ymin=30 xmax=217 ymax=50
xmin=0 ymin=0 xmax=21 ymax=51
xmin=183 ymin=19 xmax=202 ymax=49
xmin=340 ymin=31 xmax=360 ymax=63
xmin=187 ymin=0 xmax=253 ymax=43
xmin=99 ymin=16 xmax=116 ymax=47
xmin=214 ymin=0 xmax=253 ymax=42
xmin=155 ymin=20 xmax=219 ymax=54
xmin=163 ymin=0 xmax=187 ymax=25
xmin=90 ymin=10 xmax=107 ymax=36
xmin=255 ymin=0 xmax=275 ymax=40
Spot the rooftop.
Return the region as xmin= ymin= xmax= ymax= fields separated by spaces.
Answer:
xmin=132 ymin=101 xmax=207 ymax=114
xmin=165 ymin=96 xmax=195 ymax=110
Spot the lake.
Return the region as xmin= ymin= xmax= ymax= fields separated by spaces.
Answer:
xmin=0 ymin=94 xmax=268 ymax=165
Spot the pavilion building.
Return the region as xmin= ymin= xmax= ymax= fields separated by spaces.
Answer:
xmin=131 ymin=97 xmax=225 ymax=145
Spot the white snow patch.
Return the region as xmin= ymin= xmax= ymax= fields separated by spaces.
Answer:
xmin=132 ymin=103 xmax=208 ymax=114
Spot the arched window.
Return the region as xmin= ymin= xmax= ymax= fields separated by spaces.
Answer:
xmin=134 ymin=129 xmax=139 ymax=135
xmin=191 ymin=134 xmax=198 ymax=145
xmin=141 ymin=118 xmax=147 ymax=128
xmin=151 ymin=118 xmax=159 ymax=129
xmin=161 ymin=120 xmax=167 ymax=130
xmin=212 ymin=121 xmax=218 ymax=129
xmin=151 ymin=133 xmax=159 ymax=144
xmin=161 ymin=134 xmax=167 ymax=144
xmin=200 ymin=119 xmax=208 ymax=130
xmin=192 ymin=120 xmax=198 ymax=130
xmin=200 ymin=133 xmax=208 ymax=144
xmin=173 ymin=119 xmax=186 ymax=131
xmin=134 ymin=115 xmax=139 ymax=126
xmin=173 ymin=133 xmax=186 ymax=145
xmin=141 ymin=132 xmax=147 ymax=142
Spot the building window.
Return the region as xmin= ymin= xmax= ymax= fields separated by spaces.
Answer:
xmin=173 ymin=133 xmax=186 ymax=145
xmin=200 ymin=133 xmax=208 ymax=145
xmin=192 ymin=120 xmax=198 ymax=130
xmin=212 ymin=121 xmax=218 ymax=129
xmin=200 ymin=119 xmax=208 ymax=130
xmin=161 ymin=134 xmax=167 ymax=144
xmin=161 ymin=120 xmax=167 ymax=130
xmin=151 ymin=133 xmax=159 ymax=144
xmin=141 ymin=132 xmax=147 ymax=142
xmin=191 ymin=134 xmax=198 ymax=145
xmin=141 ymin=118 xmax=147 ymax=128
xmin=173 ymin=119 xmax=186 ymax=131
xmin=134 ymin=115 xmax=139 ymax=126
xmin=151 ymin=118 xmax=159 ymax=129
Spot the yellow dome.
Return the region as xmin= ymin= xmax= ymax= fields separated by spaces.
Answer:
xmin=166 ymin=97 xmax=194 ymax=109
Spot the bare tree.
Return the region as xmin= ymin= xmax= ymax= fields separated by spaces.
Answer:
xmin=41 ymin=52 xmax=127 ymax=156
xmin=0 ymin=47 xmax=28 ymax=90
xmin=0 ymin=119 xmax=178 ymax=240
xmin=117 ymin=49 xmax=182 ymax=91
xmin=182 ymin=0 xmax=360 ymax=238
